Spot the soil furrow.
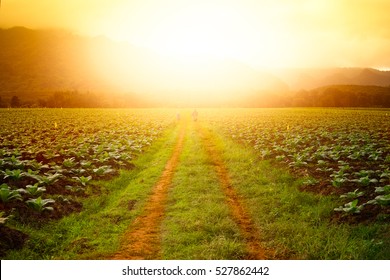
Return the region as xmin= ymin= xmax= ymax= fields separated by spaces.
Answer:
xmin=111 ymin=124 xmax=186 ymax=259
xmin=197 ymin=124 xmax=267 ymax=260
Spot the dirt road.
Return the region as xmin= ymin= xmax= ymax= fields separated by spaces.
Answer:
xmin=112 ymin=117 xmax=267 ymax=259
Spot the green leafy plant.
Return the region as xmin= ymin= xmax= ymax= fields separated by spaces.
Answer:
xmin=65 ymin=185 xmax=84 ymax=193
xmin=275 ymin=155 xmax=286 ymax=161
xmin=24 ymin=183 xmax=47 ymax=197
xmin=3 ymin=169 xmax=25 ymax=180
xmin=331 ymin=177 xmax=348 ymax=188
xmin=71 ymin=168 xmax=86 ymax=176
xmin=288 ymin=154 xmax=308 ymax=168
xmin=44 ymin=150 xmax=60 ymax=160
xmin=39 ymin=173 xmax=62 ymax=185
xmin=303 ymin=177 xmax=319 ymax=186
xmin=6 ymin=155 xmax=24 ymax=168
xmin=317 ymin=160 xmax=327 ymax=166
xmin=93 ymin=165 xmax=114 ymax=176
xmin=354 ymin=170 xmax=374 ymax=178
xmin=368 ymin=150 xmax=382 ymax=161
xmin=73 ymin=175 xmax=92 ymax=187
xmin=338 ymin=164 xmax=351 ymax=173
xmin=340 ymin=188 xmax=364 ymax=199
xmin=80 ymin=160 xmax=93 ymax=168
xmin=316 ymin=166 xmax=333 ymax=172
xmin=379 ymin=170 xmax=390 ymax=182
xmin=27 ymin=160 xmax=49 ymax=171
xmin=375 ymin=185 xmax=390 ymax=194
xmin=366 ymin=194 xmax=390 ymax=206
xmin=334 ymin=199 xmax=363 ymax=214
xmin=352 ymin=176 xmax=378 ymax=187
xmin=0 ymin=211 xmax=12 ymax=225
xmin=26 ymin=197 xmax=55 ymax=212
xmin=0 ymin=184 xmax=23 ymax=203
xmin=63 ymin=157 xmax=76 ymax=168
xmin=56 ymin=195 xmax=70 ymax=204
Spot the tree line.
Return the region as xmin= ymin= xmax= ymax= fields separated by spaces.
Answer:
xmin=0 ymin=91 xmax=149 ymax=108
xmin=289 ymin=85 xmax=390 ymax=108
xmin=1 ymin=85 xmax=390 ymax=108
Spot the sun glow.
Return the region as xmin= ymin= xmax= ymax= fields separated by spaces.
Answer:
xmin=3 ymin=0 xmax=390 ymax=105
xmin=139 ymin=4 xmax=253 ymax=61
xmin=3 ymin=0 xmax=390 ymax=69
xmin=95 ymin=2 xmax=262 ymax=66
xmin=96 ymin=1 xmax=300 ymax=69
xmin=81 ymin=1 xmax=290 ymax=103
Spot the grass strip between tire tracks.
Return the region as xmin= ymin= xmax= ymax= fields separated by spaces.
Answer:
xmin=161 ymin=119 xmax=248 ymax=259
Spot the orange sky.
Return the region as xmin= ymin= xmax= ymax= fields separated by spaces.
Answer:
xmin=1 ymin=0 xmax=390 ymax=69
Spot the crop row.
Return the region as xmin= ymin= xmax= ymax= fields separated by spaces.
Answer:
xmin=0 ymin=109 xmax=174 ymax=224
xmin=210 ymin=108 xmax=390 ymax=222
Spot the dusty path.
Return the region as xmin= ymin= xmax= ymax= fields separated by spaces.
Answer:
xmin=112 ymin=116 xmax=267 ymax=259
xmin=112 ymin=123 xmax=186 ymax=259
xmin=197 ymin=124 xmax=267 ymax=259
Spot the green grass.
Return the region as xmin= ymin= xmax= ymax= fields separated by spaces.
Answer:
xmin=161 ymin=122 xmax=247 ymax=259
xmin=206 ymin=124 xmax=390 ymax=259
xmin=5 ymin=125 xmax=180 ymax=259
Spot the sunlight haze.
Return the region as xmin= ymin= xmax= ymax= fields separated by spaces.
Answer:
xmin=1 ymin=0 xmax=390 ymax=104
xmin=2 ymin=0 xmax=390 ymax=69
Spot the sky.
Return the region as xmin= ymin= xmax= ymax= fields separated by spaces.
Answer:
xmin=1 ymin=0 xmax=390 ymax=70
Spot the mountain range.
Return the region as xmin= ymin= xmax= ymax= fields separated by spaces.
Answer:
xmin=272 ymin=67 xmax=390 ymax=90
xmin=1 ymin=27 xmax=390 ymax=106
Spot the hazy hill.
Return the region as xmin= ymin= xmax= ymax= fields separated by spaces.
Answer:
xmin=291 ymin=85 xmax=390 ymax=107
xmin=1 ymin=27 xmax=390 ymax=107
xmin=354 ymin=68 xmax=390 ymax=87
xmin=0 ymin=27 xmax=287 ymax=106
xmin=272 ymin=68 xmax=390 ymax=90
xmin=0 ymin=27 xmax=115 ymax=95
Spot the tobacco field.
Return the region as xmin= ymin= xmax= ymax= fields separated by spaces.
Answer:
xmin=1 ymin=108 xmax=389 ymax=259
xmin=210 ymin=108 xmax=390 ymax=223
xmin=0 ymin=109 xmax=173 ymax=224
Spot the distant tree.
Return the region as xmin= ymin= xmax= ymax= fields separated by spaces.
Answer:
xmin=53 ymin=91 xmax=66 ymax=107
xmin=293 ymin=90 xmax=316 ymax=107
xmin=10 ymin=96 xmax=21 ymax=108
xmin=38 ymin=98 xmax=47 ymax=107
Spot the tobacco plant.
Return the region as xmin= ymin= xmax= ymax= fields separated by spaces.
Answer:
xmin=0 ymin=184 xmax=22 ymax=203
xmin=26 ymin=197 xmax=55 ymax=212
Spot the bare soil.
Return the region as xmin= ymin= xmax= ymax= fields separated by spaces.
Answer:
xmin=0 ymin=225 xmax=28 ymax=257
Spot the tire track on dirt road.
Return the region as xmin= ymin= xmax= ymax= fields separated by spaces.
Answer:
xmin=197 ymin=123 xmax=268 ymax=260
xmin=112 ymin=123 xmax=186 ymax=260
